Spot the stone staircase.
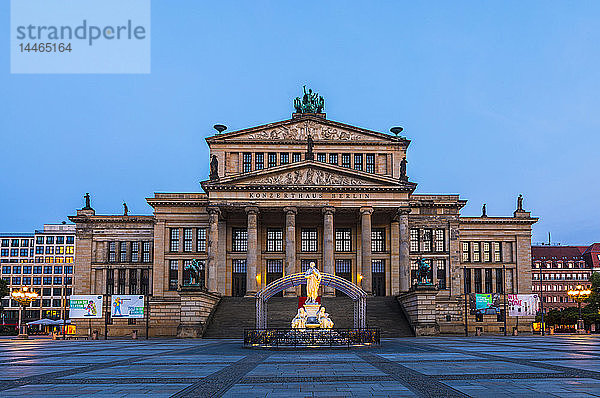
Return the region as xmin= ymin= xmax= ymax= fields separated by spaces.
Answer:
xmin=203 ymin=296 xmax=413 ymax=338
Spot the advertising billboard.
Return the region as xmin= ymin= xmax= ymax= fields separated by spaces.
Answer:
xmin=111 ymin=295 xmax=145 ymax=318
xmin=508 ymin=294 xmax=539 ymax=317
xmin=69 ymin=295 xmax=103 ymax=318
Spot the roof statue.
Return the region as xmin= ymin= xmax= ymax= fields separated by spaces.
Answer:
xmin=517 ymin=194 xmax=523 ymax=211
xmin=294 ymin=85 xmax=324 ymax=113
xmin=83 ymin=192 xmax=92 ymax=210
xmin=123 ymin=202 xmax=128 ymax=216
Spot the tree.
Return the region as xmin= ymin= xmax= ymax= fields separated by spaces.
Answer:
xmin=585 ymin=272 xmax=600 ymax=312
xmin=0 ymin=278 xmax=8 ymax=312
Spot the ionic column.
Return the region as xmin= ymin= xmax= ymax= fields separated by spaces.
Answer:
xmin=245 ymin=206 xmax=259 ymax=295
xmin=398 ymin=207 xmax=411 ymax=292
xmin=322 ymin=206 xmax=335 ymax=296
xmin=390 ymin=218 xmax=400 ymax=296
xmin=284 ymin=207 xmax=297 ymax=297
xmin=360 ymin=207 xmax=373 ymax=294
xmin=207 ymin=207 xmax=220 ymax=293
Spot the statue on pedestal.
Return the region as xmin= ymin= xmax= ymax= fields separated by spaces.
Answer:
xmin=318 ymin=307 xmax=334 ymax=329
xmin=305 ymin=262 xmax=321 ymax=303
xmin=400 ymin=157 xmax=408 ymax=181
xmin=517 ymin=194 xmax=523 ymax=211
xmin=123 ymin=202 xmax=128 ymax=216
xmin=291 ymin=308 xmax=307 ymax=329
xmin=209 ymin=155 xmax=219 ymax=181
xmin=482 ymin=203 xmax=487 ymax=217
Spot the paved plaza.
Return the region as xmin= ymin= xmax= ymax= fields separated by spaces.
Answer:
xmin=0 ymin=336 xmax=599 ymax=397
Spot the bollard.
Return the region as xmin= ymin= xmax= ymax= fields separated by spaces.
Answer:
xmin=132 ymin=330 xmax=138 ymax=340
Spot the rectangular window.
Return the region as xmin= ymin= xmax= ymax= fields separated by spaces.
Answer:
xmin=52 ymin=299 xmax=61 ymax=307
xmin=120 ymin=242 xmax=127 ymax=262
xmin=316 ymin=153 xmax=326 ymax=162
xmin=54 ymin=266 xmax=62 ymax=274
xmin=280 ymin=153 xmax=289 ymax=165
xmin=371 ymin=228 xmax=385 ymax=252
xmin=410 ymin=260 xmax=419 ymax=287
xmin=437 ymin=259 xmax=446 ymax=289
xmin=410 ymin=229 xmax=419 ymax=253
xmin=131 ymin=242 xmax=139 ymax=262
xmin=45 ymin=246 xmax=54 ymax=254
xmin=462 ymin=242 xmax=470 ymax=262
xmin=46 ymin=236 xmax=54 ymax=244
xmin=329 ymin=153 xmax=338 ymax=165
xmin=2 ymin=239 xmax=10 ymax=247
xmin=472 ymin=242 xmax=481 ymax=262
xmin=65 ymin=246 xmax=74 ymax=254
xmin=43 ymin=266 xmax=52 ymax=274
xmin=65 ymin=265 xmax=73 ymax=274
xmin=183 ymin=228 xmax=193 ymax=252
xmin=233 ymin=259 xmax=247 ymax=273
xmin=2 ymin=266 xmax=10 ymax=274
xmin=372 ymin=259 xmax=385 ymax=273
xmin=266 ymin=229 xmax=283 ymax=252
xmin=243 ymin=153 xmax=252 ymax=172
xmin=169 ymin=260 xmax=178 ymax=291
xmin=33 ymin=276 xmax=41 ymax=285
xmin=106 ymin=269 xmax=115 ymax=294
xmin=422 ymin=229 xmax=433 ymax=252
xmin=266 ymin=259 xmax=283 ymax=273
xmin=197 ymin=228 xmax=207 ymax=252
xmin=34 ymin=237 xmax=42 ymax=245
xmin=1 ymin=249 xmax=8 ymax=256
xmin=484 ymin=269 xmax=492 ymax=293
xmin=232 ymin=228 xmax=248 ymax=252
xmin=341 ymin=153 xmax=351 ymax=168
xmin=170 ymin=228 xmax=179 ymax=252
xmin=496 ymin=268 xmax=504 ymax=293
xmin=141 ymin=269 xmax=149 ymax=294
xmin=483 ymin=242 xmax=491 ymax=262
xmin=335 ymin=259 xmax=351 ymax=274
xmin=56 ymin=236 xmax=64 ymax=244
xmin=434 ymin=230 xmax=445 ymax=252
xmin=142 ymin=242 xmax=151 ymax=262
xmin=66 ymin=236 xmax=74 ymax=244
xmin=10 ymin=248 xmax=18 ymax=256
xmin=33 ymin=266 xmax=42 ymax=274
xmin=474 ymin=268 xmax=482 ymax=293
xmin=43 ymin=276 xmax=52 ymax=285
xmin=108 ymin=242 xmax=116 ymax=263
xmin=255 ymin=153 xmax=264 ymax=170
xmin=20 ymin=249 xmax=28 ymax=256
xmin=292 ymin=152 xmax=302 ymax=163
xmin=335 ymin=228 xmax=351 ymax=252
xmin=268 ymin=152 xmax=277 ymax=168
xmin=354 ymin=154 xmax=363 ymax=171
xmin=117 ymin=269 xmax=126 ymax=294
xmin=493 ymin=242 xmax=502 ymax=262
xmin=129 ymin=269 xmax=138 ymax=294
xmin=12 ymin=277 xmax=21 ymax=285
xmin=301 ymin=228 xmax=318 ymax=252
xmin=55 ymin=246 xmax=64 ymax=254
xmin=22 ymin=276 xmax=31 ymax=285
xmin=45 ymin=256 xmax=54 ymax=263
xmin=11 ymin=239 xmax=19 ymax=247
xmin=365 ymin=154 xmax=375 ymax=173
xmin=13 ymin=266 xmax=21 ymax=273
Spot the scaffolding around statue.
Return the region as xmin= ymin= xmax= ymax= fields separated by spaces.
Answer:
xmin=255 ymin=273 xmax=367 ymax=330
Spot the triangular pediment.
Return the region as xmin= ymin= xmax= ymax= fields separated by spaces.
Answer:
xmin=205 ymin=114 xmax=408 ymax=144
xmin=202 ymin=161 xmax=416 ymax=191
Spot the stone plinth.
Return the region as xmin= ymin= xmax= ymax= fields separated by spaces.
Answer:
xmin=176 ymin=289 xmax=220 ymax=338
xmin=397 ymin=285 xmax=440 ymax=336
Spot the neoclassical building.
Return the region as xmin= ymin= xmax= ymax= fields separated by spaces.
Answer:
xmin=70 ymin=96 xmax=538 ymax=337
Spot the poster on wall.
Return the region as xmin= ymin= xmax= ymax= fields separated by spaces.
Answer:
xmin=469 ymin=294 xmax=502 ymax=315
xmin=69 ymin=295 xmax=103 ymax=318
xmin=111 ymin=295 xmax=145 ymax=318
xmin=508 ymin=294 xmax=539 ymax=317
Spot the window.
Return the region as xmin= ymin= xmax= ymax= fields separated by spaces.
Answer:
xmin=169 ymin=228 xmax=180 ymax=252
xmin=33 ymin=277 xmax=41 ymax=285
xmin=266 ymin=229 xmax=283 ymax=252
xmin=335 ymin=228 xmax=351 ymax=252
xmin=232 ymin=228 xmax=248 ymax=252
xmin=54 ymin=266 xmax=62 ymax=274
xmin=120 ymin=242 xmax=127 ymax=262
xmin=2 ymin=266 xmax=10 ymax=274
xmin=268 ymin=152 xmax=277 ymax=168
xmin=22 ymin=265 xmax=31 ymax=274
xmin=142 ymin=242 xmax=151 ymax=262
xmin=34 ymin=246 xmax=43 ymax=255
xmin=66 ymin=236 xmax=74 ymax=244
xmin=22 ymin=276 xmax=31 ymax=285
xmin=301 ymin=228 xmax=318 ymax=252
xmin=493 ymin=242 xmax=502 ymax=262
xmin=53 ymin=287 xmax=62 ymax=296
xmin=329 ymin=153 xmax=338 ymax=165
xmin=255 ymin=153 xmax=264 ymax=170
xmin=45 ymin=246 xmax=54 ymax=254
xmin=65 ymin=266 xmax=73 ymax=274
xmin=474 ymin=268 xmax=482 ymax=293
xmin=2 ymin=239 xmax=9 ymax=247
xmin=197 ymin=228 xmax=207 ymax=252
xmin=434 ymin=230 xmax=445 ymax=252
xmin=292 ymin=152 xmax=302 ymax=163
xmin=472 ymin=242 xmax=481 ymax=262
xmin=410 ymin=260 xmax=419 ymax=287
xmin=183 ymin=228 xmax=193 ymax=252
xmin=54 ymin=276 xmax=62 ymax=284
xmin=243 ymin=153 xmax=252 ymax=172
xmin=43 ymin=276 xmax=52 ymax=285
xmin=437 ymin=260 xmax=446 ymax=289
xmin=43 ymin=266 xmax=52 ymax=274
xmin=12 ymin=277 xmax=20 ymax=285
xmin=371 ymin=228 xmax=385 ymax=252
xmin=56 ymin=236 xmax=64 ymax=244
xmin=129 ymin=269 xmax=138 ymax=294
xmin=131 ymin=242 xmax=139 ymax=262
xmin=410 ymin=229 xmax=419 ymax=253
xmin=496 ymin=268 xmax=504 ymax=293
xmin=13 ymin=266 xmax=21 ymax=273
xmin=233 ymin=259 xmax=247 ymax=273
xmin=33 ymin=266 xmax=42 ymax=274
xmin=1 ymin=249 xmax=8 ymax=257
xmin=11 ymin=239 xmax=19 ymax=247
xmin=372 ymin=259 xmax=385 ymax=273
xmin=109 ymin=242 xmax=116 ymax=262
xmin=365 ymin=154 xmax=375 ymax=173
xmin=354 ymin=154 xmax=363 ymax=171
xmin=11 ymin=249 xmax=18 ymax=256
xmin=484 ymin=269 xmax=492 ymax=293
xmin=141 ymin=269 xmax=149 ymax=294
xmin=65 ymin=257 xmax=73 ymax=263
xmin=46 ymin=236 xmax=54 ymax=244
xmin=169 ymin=260 xmax=178 ymax=291
xmin=106 ymin=269 xmax=114 ymax=294
xmin=335 ymin=259 xmax=351 ymax=274
xmin=316 ymin=153 xmax=326 ymax=162
xmin=65 ymin=246 xmax=74 ymax=254
xmin=483 ymin=242 xmax=491 ymax=262
xmin=20 ymin=249 xmax=28 ymax=256
xmin=422 ymin=229 xmax=433 ymax=252
xmin=280 ymin=153 xmax=289 ymax=165
xmin=341 ymin=153 xmax=351 ymax=168
xmin=462 ymin=242 xmax=470 ymax=262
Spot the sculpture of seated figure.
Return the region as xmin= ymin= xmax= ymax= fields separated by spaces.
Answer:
xmin=318 ymin=307 xmax=334 ymax=329
xmin=291 ymin=307 xmax=307 ymax=329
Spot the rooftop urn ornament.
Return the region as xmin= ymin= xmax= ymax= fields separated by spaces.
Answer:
xmin=305 ymin=134 xmax=315 ymax=160
xmin=294 ymin=85 xmax=324 ymax=113
xmin=213 ymin=124 xmax=227 ymax=134
xmin=209 ymin=155 xmax=219 ymax=181
xmin=517 ymin=194 xmax=523 ymax=211
xmin=482 ymin=203 xmax=487 ymax=217
xmin=83 ymin=192 xmax=92 ymax=209
xmin=123 ymin=202 xmax=128 ymax=216
xmin=390 ymin=126 xmax=403 ymax=137
xmin=399 ymin=157 xmax=408 ymax=181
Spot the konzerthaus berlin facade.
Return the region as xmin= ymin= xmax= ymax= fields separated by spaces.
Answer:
xmin=69 ymin=103 xmax=538 ymax=337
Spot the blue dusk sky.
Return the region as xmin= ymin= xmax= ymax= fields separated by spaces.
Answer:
xmin=0 ymin=1 xmax=598 ymax=245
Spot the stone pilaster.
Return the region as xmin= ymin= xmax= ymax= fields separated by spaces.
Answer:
xmin=245 ymin=206 xmax=259 ymax=295
xmin=207 ymin=207 xmax=220 ymax=293
xmin=390 ymin=218 xmax=400 ymax=296
xmin=284 ymin=207 xmax=297 ymax=297
xmin=360 ymin=207 xmax=373 ymax=294
xmin=398 ymin=207 xmax=411 ymax=292
xmin=322 ymin=206 xmax=335 ymax=296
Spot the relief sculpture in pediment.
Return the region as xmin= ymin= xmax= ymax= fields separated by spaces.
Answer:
xmin=246 ymin=168 xmax=370 ymax=186
xmin=245 ymin=121 xmax=375 ymax=141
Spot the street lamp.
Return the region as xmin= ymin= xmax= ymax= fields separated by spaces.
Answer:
xmin=567 ymin=284 xmax=592 ymax=334
xmin=11 ymin=287 xmax=39 ymax=339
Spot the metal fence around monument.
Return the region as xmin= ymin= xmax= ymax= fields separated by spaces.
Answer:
xmin=243 ymin=328 xmax=380 ymax=348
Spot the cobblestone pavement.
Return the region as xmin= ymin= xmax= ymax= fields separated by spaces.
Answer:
xmin=0 ymin=335 xmax=599 ymax=397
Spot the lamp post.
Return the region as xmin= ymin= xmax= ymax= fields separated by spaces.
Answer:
xmin=567 ymin=285 xmax=591 ymax=334
xmin=11 ymin=287 xmax=39 ymax=339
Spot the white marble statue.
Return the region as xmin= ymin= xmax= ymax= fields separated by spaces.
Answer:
xmin=318 ymin=307 xmax=334 ymax=329
xmin=291 ymin=307 xmax=307 ymax=329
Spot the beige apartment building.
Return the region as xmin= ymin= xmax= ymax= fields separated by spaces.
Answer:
xmin=69 ymin=103 xmax=537 ymax=337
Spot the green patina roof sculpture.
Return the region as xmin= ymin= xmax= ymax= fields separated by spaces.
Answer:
xmin=294 ymin=85 xmax=324 ymax=113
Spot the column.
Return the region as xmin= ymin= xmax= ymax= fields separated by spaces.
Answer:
xmin=322 ymin=207 xmax=335 ymax=296
xmin=245 ymin=206 xmax=259 ymax=295
xmin=360 ymin=207 xmax=373 ymax=294
xmin=207 ymin=207 xmax=220 ymax=293
xmin=390 ymin=218 xmax=400 ymax=296
xmin=398 ymin=207 xmax=411 ymax=292
xmin=284 ymin=207 xmax=297 ymax=297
